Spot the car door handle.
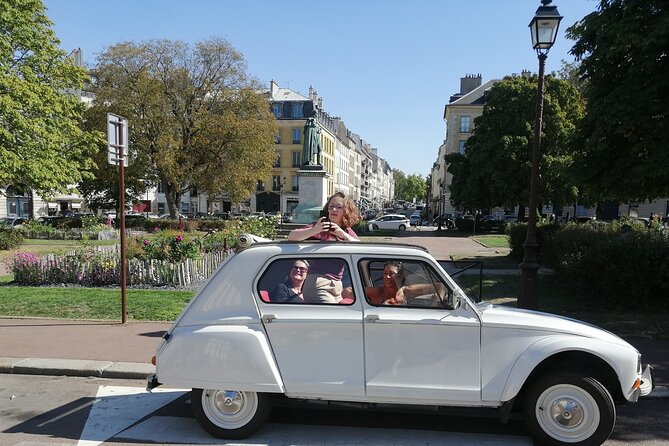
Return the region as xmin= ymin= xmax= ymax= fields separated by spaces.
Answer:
xmin=262 ymin=314 xmax=276 ymax=323
xmin=365 ymin=314 xmax=380 ymax=322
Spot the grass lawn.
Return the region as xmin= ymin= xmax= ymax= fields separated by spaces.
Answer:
xmin=0 ymin=284 xmax=194 ymax=321
xmin=472 ymin=235 xmax=510 ymax=248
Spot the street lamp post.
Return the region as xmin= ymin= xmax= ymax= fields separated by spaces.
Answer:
xmin=518 ymin=0 xmax=562 ymax=310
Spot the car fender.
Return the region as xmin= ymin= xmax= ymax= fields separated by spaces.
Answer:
xmin=155 ymin=323 xmax=284 ymax=393
xmin=499 ymin=335 xmax=640 ymax=402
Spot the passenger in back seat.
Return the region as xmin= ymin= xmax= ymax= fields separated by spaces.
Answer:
xmin=271 ymin=260 xmax=309 ymax=303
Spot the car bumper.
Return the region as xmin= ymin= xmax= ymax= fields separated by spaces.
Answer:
xmin=630 ymin=364 xmax=654 ymax=401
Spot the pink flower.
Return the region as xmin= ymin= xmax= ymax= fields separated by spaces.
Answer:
xmin=143 ymin=239 xmax=150 ymax=246
xmin=152 ymin=227 xmax=159 ymax=233
xmin=175 ymin=235 xmax=183 ymax=242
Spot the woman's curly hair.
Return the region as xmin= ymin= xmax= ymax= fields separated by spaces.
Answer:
xmin=322 ymin=192 xmax=361 ymax=229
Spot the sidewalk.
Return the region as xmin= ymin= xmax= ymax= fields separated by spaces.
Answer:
xmin=1 ymin=232 xmax=667 ymax=398
xmin=0 ymin=318 xmax=169 ymax=379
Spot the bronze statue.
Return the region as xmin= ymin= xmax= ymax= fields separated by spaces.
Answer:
xmin=302 ymin=117 xmax=322 ymax=166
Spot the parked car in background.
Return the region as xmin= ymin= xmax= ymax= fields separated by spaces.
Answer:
xmin=432 ymin=214 xmax=455 ymax=228
xmin=159 ymin=213 xmax=188 ymax=220
xmin=0 ymin=217 xmax=28 ymax=226
xmin=367 ymin=213 xmax=410 ymax=231
xmin=409 ymin=211 xmax=421 ymax=226
xmin=149 ymin=236 xmax=654 ymax=444
xmin=281 ymin=212 xmax=293 ymax=223
xmin=503 ymin=215 xmax=518 ymax=223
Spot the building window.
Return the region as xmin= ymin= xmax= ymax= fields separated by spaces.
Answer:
xmin=291 ymin=102 xmax=302 ymax=118
xmin=273 ymin=153 xmax=281 ymax=167
xmin=292 ymin=151 xmax=301 ymax=167
xmin=272 ymin=103 xmax=282 ymax=118
xmin=256 ymin=180 xmax=265 ymax=191
xmin=460 ymin=116 xmax=471 ymax=133
xmin=292 ymin=128 xmax=301 ymax=144
xmin=458 ymin=140 xmax=466 ymax=155
xmin=292 ymin=175 xmax=299 ymax=191
xmin=272 ymin=175 xmax=282 ymax=191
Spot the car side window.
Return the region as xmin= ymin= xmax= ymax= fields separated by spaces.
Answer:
xmin=361 ymin=259 xmax=457 ymax=309
xmin=257 ymin=257 xmax=355 ymax=305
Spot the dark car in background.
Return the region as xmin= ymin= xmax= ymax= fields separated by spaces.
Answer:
xmin=0 ymin=217 xmax=28 ymax=227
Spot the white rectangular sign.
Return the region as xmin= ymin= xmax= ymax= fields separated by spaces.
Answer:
xmin=107 ymin=113 xmax=128 ymax=167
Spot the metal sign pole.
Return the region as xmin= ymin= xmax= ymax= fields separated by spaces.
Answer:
xmin=107 ymin=113 xmax=129 ymax=324
xmin=118 ymin=122 xmax=127 ymax=324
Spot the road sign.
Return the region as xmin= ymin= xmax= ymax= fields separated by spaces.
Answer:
xmin=107 ymin=113 xmax=128 ymax=166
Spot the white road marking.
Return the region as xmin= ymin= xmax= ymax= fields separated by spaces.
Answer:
xmin=76 ymin=385 xmax=187 ymax=446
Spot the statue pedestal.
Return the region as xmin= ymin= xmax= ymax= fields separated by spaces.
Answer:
xmin=292 ymin=165 xmax=329 ymax=225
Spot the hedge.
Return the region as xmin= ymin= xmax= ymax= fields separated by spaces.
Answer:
xmin=507 ymin=220 xmax=669 ymax=309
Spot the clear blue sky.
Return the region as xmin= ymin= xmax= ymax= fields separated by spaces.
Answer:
xmin=43 ymin=0 xmax=598 ymax=178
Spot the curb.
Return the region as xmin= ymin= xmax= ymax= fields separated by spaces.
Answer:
xmin=1 ymin=356 xmax=667 ymax=400
xmin=0 ymin=357 xmax=154 ymax=380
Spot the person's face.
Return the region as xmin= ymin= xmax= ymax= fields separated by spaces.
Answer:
xmin=290 ymin=261 xmax=308 ymax=284
xmin=327 ymin=196 xmax=345 ymax=224
xmin=383 ymin=265 xmax=400 ymax=289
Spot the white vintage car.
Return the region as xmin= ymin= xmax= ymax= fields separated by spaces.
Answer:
xmin=147 ymin=236 xmax=653 ymax=446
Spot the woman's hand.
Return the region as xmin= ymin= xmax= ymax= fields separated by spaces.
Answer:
xmin=314 ymin=217 xmax=329 ymax=233
xmin=383 ymin=287 xmax=407 ymax=305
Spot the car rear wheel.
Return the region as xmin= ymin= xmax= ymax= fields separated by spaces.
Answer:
xmin=524 ymin=373 xmax=615 ymax=446
xmin=192 ymin=388 xmax=271 ymax=439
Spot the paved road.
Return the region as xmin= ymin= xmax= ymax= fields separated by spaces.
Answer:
xmin=3 ymin=374 xmax=667 ymax=446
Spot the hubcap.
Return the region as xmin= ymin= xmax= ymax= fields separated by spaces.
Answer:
xmin=550 ymin=398 xmax=583 ymax=427
xmin=215 ymin=391 xmax=244 ymax=415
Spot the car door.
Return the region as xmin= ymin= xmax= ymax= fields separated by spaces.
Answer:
xmin=358 ymin=258 xmax=482 ymax=403
xmin=256 ymin=256 xmax=365 ymax=399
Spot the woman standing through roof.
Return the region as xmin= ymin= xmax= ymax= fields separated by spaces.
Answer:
xmin=287 ymin=192 xmax=360 ymax=303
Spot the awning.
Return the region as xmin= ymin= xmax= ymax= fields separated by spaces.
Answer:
xmin=47 ymin=203 xmax=57 ymax=209
xmin=71 ymin=202 xmax=82 ymax=209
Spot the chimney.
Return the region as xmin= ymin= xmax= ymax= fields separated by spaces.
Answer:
xmin=521 ymin=69 xmax=532 ymax=78
xmin=270 ymin=79 xmax=279 ymax=97
xmin=308 ymin=86 xmax=316 ymax=101
xmin=459 ymin=73 xmax=483 ymax=95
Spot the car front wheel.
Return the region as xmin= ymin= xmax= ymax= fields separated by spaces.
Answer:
xmin=192 ymin=388 xmax=271 ymax=439
xmin=398 ymin=224 xmax=406 ymax=231
xmin=524 ymin=373 xmax=615 ymax=446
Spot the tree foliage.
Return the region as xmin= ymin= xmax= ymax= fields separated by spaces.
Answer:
xmin=393 ymin=169 xmax=426 ymax=202
xmin=445 ymin=74 xmax=584 ymax=211
xmin=87 ymin=38 xmax=277 ymax=216
xmin=566 ymin=0 xmax=669 ymax=202
xmin=0 ymin=0 xmax=101 ymax=195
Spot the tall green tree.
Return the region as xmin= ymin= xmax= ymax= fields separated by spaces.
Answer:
xmin=393 ymin=169 xmax=426 ymax=202
xmin=445 ymin=74 xmax=584 ymax=212
xmin=567 ymin=0 xmax=669 ymax=202
xmin=88 ymin=38 xmax=277 ymax=217
xmin=0 ymin=0 xmax=101 ymax=194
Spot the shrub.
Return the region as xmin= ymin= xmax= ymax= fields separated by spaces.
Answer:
xmin=130 ymin=230 xmax=200 ymax=262
xmin=0 ymin=227 xmax=24 ymax=250
xmin=9 ymin=252 xmax=41 ymax=283
xmin=513 ymin=221 xmax=669 ymax=309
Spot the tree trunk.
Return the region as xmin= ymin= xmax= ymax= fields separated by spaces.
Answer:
xmin=160 ymin=175 xmax=181 ymax=218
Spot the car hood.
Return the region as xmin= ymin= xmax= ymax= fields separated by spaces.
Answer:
xmin=477 ymin=303 xmax=632 ymax=348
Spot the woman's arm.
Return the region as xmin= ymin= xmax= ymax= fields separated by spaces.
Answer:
xmin=388 ymin=283 xmax=447 ymax=305
xmin=287 ymin=219 xmax=326 ymax=241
